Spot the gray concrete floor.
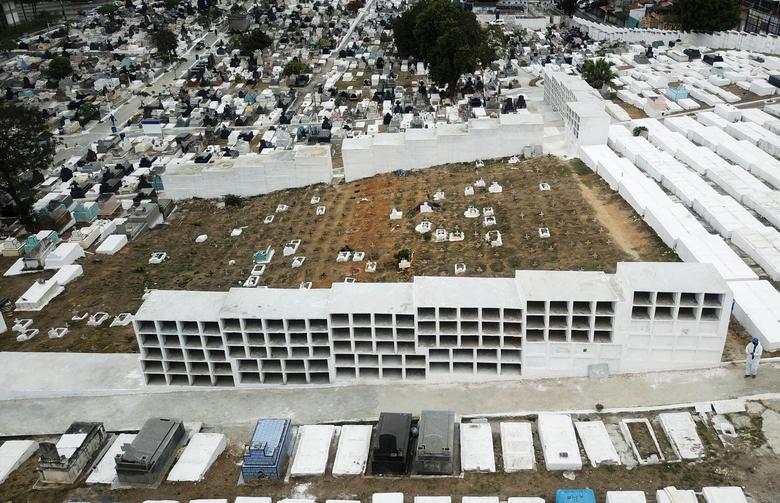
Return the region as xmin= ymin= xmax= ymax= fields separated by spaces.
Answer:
xmin=0 ymin=352 xmax=777 ymax=436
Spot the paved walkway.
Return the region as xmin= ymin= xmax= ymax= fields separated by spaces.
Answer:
xmin=0 ymin=352 xmax=777 ymax=436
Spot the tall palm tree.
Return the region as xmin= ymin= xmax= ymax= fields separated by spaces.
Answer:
xmin=581 ymin=58 xmax=617 ymax=91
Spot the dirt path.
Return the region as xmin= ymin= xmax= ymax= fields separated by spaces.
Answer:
xmin=578 ymin=180 xmax=642 ymax=261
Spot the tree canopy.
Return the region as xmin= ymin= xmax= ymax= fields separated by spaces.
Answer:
xmin=282 ymin=59 xmax=307 ymax=76
xmin=581 ymin=58 xmax=616 ymax=91
xmin=392 ymin=0 xmax=501 ymax=96
xmin=97 ymin=4 xmax=119 ymax=15
xmin=0 ymin=103 xmax=56 ymax=227
xmin=672 ymin=0 xmax=741 ymax=32
xmin=48 ymin=56 xmax=73 ymax=80
xmin=150 ymin=27 xmax=178 ymax=61
xmin=234 ymin=28 xmax=272 ymax=56
xmin=558 ymin=0 xmax=577 ymax=16
xmin=345 ymin=0 xmax=364 ymax=15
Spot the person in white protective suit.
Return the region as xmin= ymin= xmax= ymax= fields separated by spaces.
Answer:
xmin=745 ymin=337 xmax=763 ymax=378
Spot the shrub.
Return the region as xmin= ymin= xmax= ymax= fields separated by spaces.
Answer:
xmin=224 ymin=194 xmax=243 ymax=207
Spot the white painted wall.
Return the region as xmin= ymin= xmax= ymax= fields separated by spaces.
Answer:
xmin=341 ymin=114 xmax=544 ymax=182
xmin=573 ymin=17 xmax=780 ymax=56
xmin=161 ymin=145 xmax=333 ymax=199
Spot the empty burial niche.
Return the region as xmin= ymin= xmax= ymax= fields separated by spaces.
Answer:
xmin=265 ymin=319 xmax=284 ymax=331
xmin=701 ymin=307 xmax=721 ymax=321
xmin=656 ymin=292 xmax=675 ymax=306
xmin=353 ymin=313 xmax=372 ymax=325
xmin=146 ymin=374 xmax=166 ymax=385
xmin=201 ymin=321 xmax=220 ymax=335
xmin=632 ymin=306 xmax=651 ymax=320
xmin=633 ymin=291 xmax=653 ymax=305
xmin=538 ymin=227 xmax=550 ymax=239
xmin=526 ymin=329 xmax=544 ymax=341
xmin=337 ymin=367 xmax=357 ymax=379
xmin=703 ymin=293 xmax=723 ymax=307
xmin=418 ymin=307 xmax=436 ymax=321
xmin=167 ymin=361 xmax=187 ymax=373
xmin=527 ymin=301 xmax=545 ymax=314
xmin=654 ymin=306 xmax=674 ymax=320
xmin=678 ymin=307 xmax=697 ymax=320
xmin=549 ymin=330 xmax=567 ymax=341
xmin=331 ymin=313 xmax=350 ymax=327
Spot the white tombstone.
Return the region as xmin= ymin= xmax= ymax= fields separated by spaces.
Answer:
xmin=344 ymin=277 xmax=356 ymax=283
xmin=231 ymin=228 xmax=243 ymax=237
xmin=149 ymin=251 xmax=167 ymax=264
xmin=449 ymin=231 xmax=465 ymax=242
xmin=539 ymin=182 xmax=551 ymax=191
xmin=110 ymin=313 xmax=133 ymax=327
xmin=419 ymin=202 xmax=434 ymax=214
xmin=264 ymin=215 xmax=275 ymax=224
xmin=483 ymin=215 xmax=497 ymax=227
xmin=485 ymin=231 xmax=502 ymax=247
xmin=489 ymin=182 xmax=503 ymax=193
xmin=316 ymin=206 xmax=326 ymax=215
xmin=299 ymin=282 xmax=312 ymax=289
xmin=415 ymin=220 xmax=433 ymax=233
xmin=310 ymin=196 xmax=320 ymax=204
xmin=337 ymin=251 xmax=352 ymax=262
xmin=508 ymin=155 xmax=520 ymax=164
xmin=390 ymin=208 xmax=403 ymax=220
xmin=244 ymin=275 xmax=261 ymax=287
xmin=475 ymin=178 xmax=486 ymax=188
xmin=283 ymin=240 xmax=301 ymax=256
xmin=475 ymin=160 xmax=485 ymax=168
xmin=16 ymin=329 xmax=38 ymax=342
xmin=434 ymin=228 xmax=448 ymax=242
xmin=482 ymin=207 xmax=494 ymax=217
xmin=87 ymin=312 xmax=110 ymax=326
xmin=464 ymin=185 xmax=475 ymax=196
xmin=353 ymin=251 xmax=366 ymax=262
xmin=48 ymin=327 xmax=68 ymax=339
xmin=292 ymin=256 xmax=306 ymax=268
xmin=12 ymin=319 xmax=33 ymax=332
xmin=251 ymin=264 xmax=266 ymax=276
xmin=464 ymin=206 xmax=480 ymax=218
xmin=276 ymin=204 xmax=289 ymax=212
xmin=539 ymin=227 xmax=550 ymax=239
xmin=433 ymin=190 xmax=445 ymax=201
xmin=365 ymin=261 xmax=377 ymax=272
xmin=195 ymin=234 xmax=208 ymax=243
xmin=455 ymin=263 xmax=467 ymax=274
xmin=398 ymin=259 xmax=411 ymax=270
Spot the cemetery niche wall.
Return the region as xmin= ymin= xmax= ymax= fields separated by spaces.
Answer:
xmin=133 ymin=262 xmax=732 ymax=387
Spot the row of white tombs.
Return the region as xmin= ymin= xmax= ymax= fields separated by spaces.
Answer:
xmin=0 ymin=407 xmax=752 ymax=501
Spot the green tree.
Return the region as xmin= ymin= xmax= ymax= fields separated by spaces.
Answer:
xmin=283 ymin=59 xmax=307 ymax=77
xmin=165 ymin=0 xmax=179 ymax=9
xmin=0 ymin=103 xmax=56 ymax=227
xmin=345 ymin=0 xmax=364 ymax=15
xmin=97 ymin=4 xmax=119 ymax=15
xmin=234 ymin=29 xmax=272 ymax=56
xmin=151 ymin=27 xmax=178 ymax=62
xmin=0 ymin=39 xmax=16 ymax=53
xmin=47 ymin=55 xmax=72 ymax=80
xmin=559 ymin=0 xmax=577 ymax=16
xmin=581 ymin=58 xmax=617 ymax=90
xmin=392 ymin=0 xmax=500 ymax=96
xmin=672 ymin=0 xmax=740 ymax=32
xmin=78 ymin=102 xmax=100 ymax=124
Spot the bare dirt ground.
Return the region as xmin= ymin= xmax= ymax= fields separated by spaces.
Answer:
xmin=4 ymin=402 xmax=780 ymax=503
xmin=0 ymin=157 xmax=674 ymax=354
xmin=0 ymin=156 xmax=760 ymax=358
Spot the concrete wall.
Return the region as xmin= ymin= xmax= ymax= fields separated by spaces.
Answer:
xmin=573 ymin=17 xmax=780 ymax=56
xmin=160 ymin=145 xmax=333 ymax=199
xmin=341 ymin=114 xmax=544 ymax=182
xmin=132 ymin=262 xmax=732 ymax=387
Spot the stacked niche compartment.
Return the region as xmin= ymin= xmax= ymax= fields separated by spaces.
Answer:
xmin=329 ymin=311 xmax=424 ymax=381
xmin=220 ymin=316 xmax=332 ymax=385
xmin=416 ymin=306 xmax=523 ymax=377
